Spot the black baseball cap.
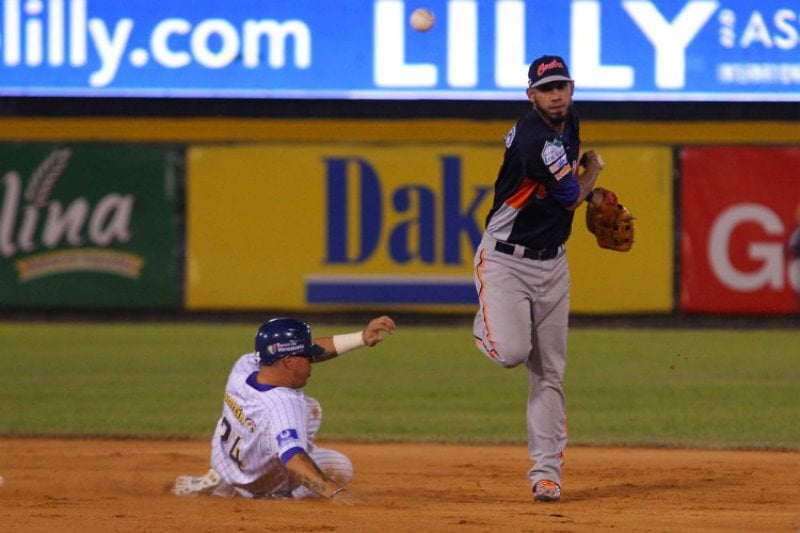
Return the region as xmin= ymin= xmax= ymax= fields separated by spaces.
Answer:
xmin=528 ymin=55 xmax=573 ymax=88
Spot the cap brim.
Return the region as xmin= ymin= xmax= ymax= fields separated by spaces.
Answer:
xmin=530 ymin=75 xmax=573 ymax=88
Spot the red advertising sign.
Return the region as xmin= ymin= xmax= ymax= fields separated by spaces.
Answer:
xmin=681 ymin=146 xmax=800 ymax=313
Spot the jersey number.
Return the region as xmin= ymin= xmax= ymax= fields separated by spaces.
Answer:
xmin=219 ymin=417 xmax=245 ymax=471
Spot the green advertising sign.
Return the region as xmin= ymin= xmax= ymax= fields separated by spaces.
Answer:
xmin=0 ymin=144 xmax=180 ymax=308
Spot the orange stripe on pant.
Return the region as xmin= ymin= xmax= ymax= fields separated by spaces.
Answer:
xmin=475 ymin=247 xmax=500 ymax=360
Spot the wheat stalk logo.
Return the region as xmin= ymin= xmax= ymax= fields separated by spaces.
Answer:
xmin=23 ymin=148 xmax=72 ymax=208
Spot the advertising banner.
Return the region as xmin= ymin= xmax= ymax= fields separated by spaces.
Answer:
xmin=0 ymin=144 xmax=180 ymax=308
xmin=186 ymin=142 xmax=672 ymax=313
xmin=0 ymin=1 xmax=798 ymax=102
xmin=681 ymin=146 xmax=800 ymax=313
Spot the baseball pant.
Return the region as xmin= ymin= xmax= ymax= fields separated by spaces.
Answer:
xmin=473 ymin=234 xmax=570 ymax=486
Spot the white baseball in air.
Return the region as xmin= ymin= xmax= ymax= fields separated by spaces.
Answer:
xmin=410 ymin=8 xmax=435 ymax=32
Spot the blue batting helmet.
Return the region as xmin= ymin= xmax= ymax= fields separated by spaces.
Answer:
xmin=254 ymin=318 xmax=325 ymax=366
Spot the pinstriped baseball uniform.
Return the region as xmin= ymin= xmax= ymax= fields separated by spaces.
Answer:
xmin=210 ymin=353 xmax=352 ymax=498
xmin=473 ymin=101 xmax=581 ymax=490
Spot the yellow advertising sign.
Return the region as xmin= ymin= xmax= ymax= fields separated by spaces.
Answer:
xmin=186 ymin=143 xmax=672 ymax=313
xmin=569 ymin=145 xmax=674 ymax=313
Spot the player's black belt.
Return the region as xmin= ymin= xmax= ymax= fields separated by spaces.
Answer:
xmin=494 ymin=241 xmax=560 ymax=261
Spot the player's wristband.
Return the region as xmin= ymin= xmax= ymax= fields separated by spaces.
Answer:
xmin=333 ymin=332 xmax=366 ymax=354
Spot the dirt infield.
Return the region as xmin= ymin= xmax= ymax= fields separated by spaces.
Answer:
xmin=1 ymin=438 xmax=798 ymax=532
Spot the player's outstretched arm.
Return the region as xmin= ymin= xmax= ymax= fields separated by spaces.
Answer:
xmin=284 ymin=451 xmax=357 ymax=504
xmin=311 ymin=315 xmax=396 ymax=363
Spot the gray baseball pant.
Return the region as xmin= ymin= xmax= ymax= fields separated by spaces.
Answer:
xmin=472 ymin=233 xmax=570 ymax=487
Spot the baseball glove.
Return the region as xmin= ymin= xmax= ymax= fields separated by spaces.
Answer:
xmin=585 ymin=188 xmax=635 ymax=252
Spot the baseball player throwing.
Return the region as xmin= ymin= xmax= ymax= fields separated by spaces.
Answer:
xmin=172 ymin=315 xmax=396 ymax=502
xmin=472 ymin=55 xmax=604 ymax=502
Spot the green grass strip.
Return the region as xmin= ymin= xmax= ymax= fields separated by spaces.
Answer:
xmin=0 ymin=322 xmax=797 ymax=450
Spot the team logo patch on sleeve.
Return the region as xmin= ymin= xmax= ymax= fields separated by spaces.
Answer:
xmin=541 ymin=140 xmax=565 ymax=165
xmin=542 ymin=140 xmax=570 ymax=181
xmin=504 ymin=125 xmax=516 ymax=148
xmin=276 ymin=428 xmax=300 ymax=447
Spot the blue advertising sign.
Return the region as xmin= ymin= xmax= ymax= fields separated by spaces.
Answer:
xmin=1 ymin=0 xmax=798 ymax=101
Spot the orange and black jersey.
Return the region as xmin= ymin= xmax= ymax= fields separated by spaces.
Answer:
xmin=484 ymin=106 xmax=581 ymax=250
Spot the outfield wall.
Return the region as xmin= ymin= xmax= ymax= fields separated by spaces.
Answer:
xmin=0 ymin=118 xmax=798 ymax=315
